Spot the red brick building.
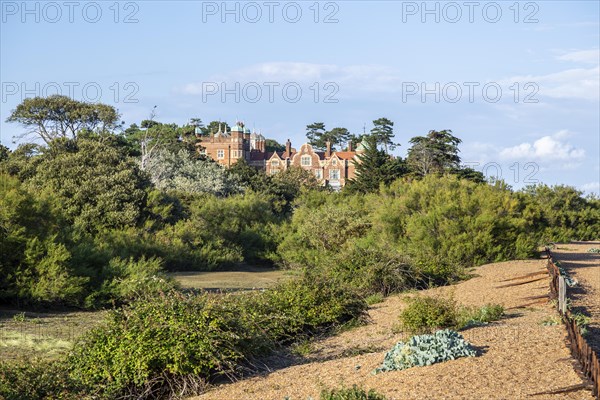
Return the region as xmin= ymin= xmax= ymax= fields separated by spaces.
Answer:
xmin=196 ymin=122 xmax=364 ymax=188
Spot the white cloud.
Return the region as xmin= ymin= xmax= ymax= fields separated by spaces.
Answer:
xmin=499 ymin=131 xmax=585 ymax=161
xmin=178 ymin=62 xmax=402 ymax=95
xmin=503 ymin=66 xmax=599 ymax=101
xmin=558 ymin=49 xmax=600 ymax=64
xmin=580 ymin=181 xmax=600 ymax=192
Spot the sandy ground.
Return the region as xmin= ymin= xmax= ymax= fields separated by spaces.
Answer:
xmin=552 ymin=241 xmax=600 ymax=355
xmin=192 ymin=259 xmax=596 ymax=400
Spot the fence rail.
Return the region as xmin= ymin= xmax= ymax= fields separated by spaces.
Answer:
xmin=546 ymin=248 xmax=600 ymax=398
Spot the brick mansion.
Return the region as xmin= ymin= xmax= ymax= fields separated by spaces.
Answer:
xmin=196 ymin=122 xmax=365 ymax=188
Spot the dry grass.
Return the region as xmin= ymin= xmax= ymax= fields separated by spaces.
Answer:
xmin=169 ymin=267 xmax=293 ymax=291
xmin=0 ymin=309 xmax=106 ymax=361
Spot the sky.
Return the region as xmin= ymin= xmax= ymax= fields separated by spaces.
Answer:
xmin=1 ymin=0 xmax=599 ymax=194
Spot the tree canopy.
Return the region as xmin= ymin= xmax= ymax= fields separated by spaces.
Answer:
xmin=370 ymin=117 xmax=397 ymax=153
xmin=6 ymin=95 xmax=122 ymax=144
xmin=305 ymin=122 xmax=350 ymax=150
xmin=406 ymin=130 xmax=462 ymax=176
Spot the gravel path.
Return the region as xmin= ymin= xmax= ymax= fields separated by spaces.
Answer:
xmin=552 ymin=241 xmax=600 ymax=356
xmin=193 ymin=259 xmax=596 ymax=400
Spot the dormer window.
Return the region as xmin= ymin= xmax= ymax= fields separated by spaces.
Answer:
xmin=271 ymin=160 xmax=280 ymax=167
xmin=301 ymin=155 xmax=312 ymax=166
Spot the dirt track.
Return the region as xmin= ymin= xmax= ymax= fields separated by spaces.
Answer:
xmin=193 ymin=257 xmax=596 ymax=400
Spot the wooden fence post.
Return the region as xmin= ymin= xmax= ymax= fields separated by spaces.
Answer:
xmin=558 ymin=275 xmax=567 ymax=314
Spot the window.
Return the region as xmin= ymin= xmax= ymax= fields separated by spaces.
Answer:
xmin=301 ymin=155 xmax=312 ymax=166
xmin=332 ymin=158 xmax=337 ymax=166
xmin=315 ymin=169 xmax=322 ymax=179
xmin=217 ymin=149 xmax=225 ymax=159
xmin=329 ymin=169 xmax=340 ymax=180
xmin=271 ymin=159 xmax=280 ymax=167
xmin=270 ymin=169 xmax=280 ymax=174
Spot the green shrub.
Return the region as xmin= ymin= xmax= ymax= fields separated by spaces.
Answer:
xmin=93 ymin=256 xmax=178 ymax=305
xmin=320 ymin=385 xmax=387 ymax=400
xmin=399 ymin=295 xmax=504 ymax=334
xmin=0 ymin=358 xmax=80 ymax=400
xmin=399 ymin=295 xmax=458 ymax=334
xmin=366 ymin=293 xmax=385 ymax=305
xmin=374 ymin=329 xmax=476 ymax=373
xmin=68 ymin=276 xmax=367 ymax=398
xmin=457 ymin=304 xmax=505 ymax=328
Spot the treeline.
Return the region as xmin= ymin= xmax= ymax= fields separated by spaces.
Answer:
xmin=1 ymin=95 xmax=599 ymax=309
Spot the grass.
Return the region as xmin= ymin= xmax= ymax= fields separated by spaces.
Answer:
xmin=0 ymin=309 xmax=106 ymax=361
xmin=169 ymin=266 xmax=293 ymax=291
xmin=290 ymin=338 xmax=313 ymax=357
xmin=340 ymin=344 xmax=384 ymax=358
xmin=365 ymin=293 xmax=384 ymax=305
xmin=1 ymin=268 xmax=291 ymax=361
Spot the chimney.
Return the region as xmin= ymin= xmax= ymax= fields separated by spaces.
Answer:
xmin=285 ymin=139 xmax=291 ymax=156
xmin=325 ymin=141 xmax=331 ymax=158
xmin=348 ymin=140 xmax=353 ymax=152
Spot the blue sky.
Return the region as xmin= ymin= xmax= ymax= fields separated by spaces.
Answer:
xmin=1 ymin=1 xmax=599 ymax=194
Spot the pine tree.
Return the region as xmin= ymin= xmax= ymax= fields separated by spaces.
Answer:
xmin=346 ymin=135 xmax=406 ymax=193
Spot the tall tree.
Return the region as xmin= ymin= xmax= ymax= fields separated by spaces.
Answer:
xmin=202 ymin=121 xmax=230 ymax=136
xmin=306 ymin=123 xmax=350 ymax=150
xmin=28 ymin=139 xmax=148 ymax=233
xmin=306 ymin=122 xmax=327 ymax=149
xmin=370 ymin=117 xmax=397 ymax=153
xmin=406 ymin=130 xmax=462 ymax=176
xmin=346 ymin=135 xmax=406 ymax=193
xmin=265 ymin=139 xmax=286 ymax=152
xmin=326 ymin=127 xmax=351 ymax=150
xmin=6 ymin=95 xmax=121 ymax=144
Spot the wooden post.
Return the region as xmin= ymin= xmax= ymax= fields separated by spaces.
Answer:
xmin=558 ymin=276 xmax=567 ymax=314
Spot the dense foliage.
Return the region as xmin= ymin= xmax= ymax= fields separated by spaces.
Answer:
xmin=68 ymin=273 xmax=366 ymax=398
xmin=1 ymin=96 xmax=598 ymax=399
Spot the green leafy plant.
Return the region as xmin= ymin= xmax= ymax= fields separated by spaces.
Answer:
xmin=320 ymin=384 xmax=387 ymax=400
xmin=540 ymin=316 xmax=560 ymax=326
xmin=374 ymin=329 xmax=476 ymax=373
xmin=12 ymin=312 xmax=26 ymax=322
xmin=398 ymin=295 xmax=458 ymax=334
xmin=399 ymin=295 xmax=504 ymax=334
xmin=456 ymin=304 xmax=505 ymax=329
xmin=68 ymin=275 xmax=367 ymax=398
xmin=571 ymin=312 xmax=591 ymax=335
xmin=587 ymin=247 xmax=600 ymax=253
xmin=365 ymin=293 xmax=384 ymax=305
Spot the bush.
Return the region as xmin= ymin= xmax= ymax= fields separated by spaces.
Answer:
xmin=320 ymin=385 xmax=387 ymax=400
xmin=0 ymin=358 xmax=80 ymax=400
xmin=457 ymin=304 xmax=505 ymax=328
xmin=399 ymin=295 xmax=504 ymax=334
xmin=374 ymin=329 xmax=476 ymax=373
xmin=68 ymin=276 xmax=367 ymax=398
xmin=399 ymin=295 xmax=458 ymax=335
